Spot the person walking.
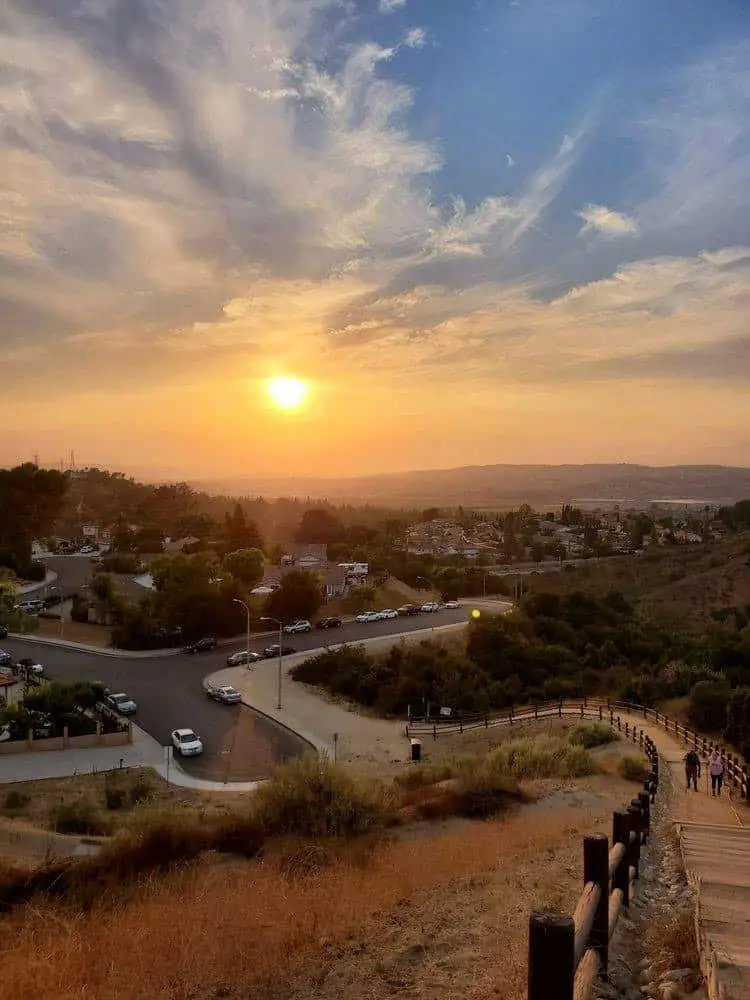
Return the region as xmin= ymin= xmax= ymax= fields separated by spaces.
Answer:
xmin=709 ymin=750 xmax=725 ymax=796
xmin=684 ymin=748 xmax=701 ymax=791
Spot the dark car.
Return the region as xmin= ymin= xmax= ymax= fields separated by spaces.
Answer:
xmin=182 ymin=635 xmax=218 ymax=654
xmin=317 ymin=616 xmax=343 ymax=630
xmin=262 ymin=644 xmax=296 ymax=658
xmin=0 ymin=625 xmax=7 ymax=640
xmin=397 ymin=604 xmax=420 ymax=616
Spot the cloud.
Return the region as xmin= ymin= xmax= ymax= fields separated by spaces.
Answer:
xmin=505 ymin=154 xmax=515 ymax=168
xmin=403 ymin=27 xmax=426 ymax=49
xmin=578 ymin=204 xmax=637 ymax=237
xmin=379 ymin=0 xmax=406 ymax=11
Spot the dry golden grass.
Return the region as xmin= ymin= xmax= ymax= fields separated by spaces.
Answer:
xmin=34 ymin=618 xmax=113 ymax=645
xmin=644 ymin=907 xmax=701 ymax=980
xmin=0 ymin=805 xmax=596 ymax=1000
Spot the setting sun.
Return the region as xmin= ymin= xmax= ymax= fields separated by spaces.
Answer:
xmin=267 ymin=376 xmax=308 ymax=411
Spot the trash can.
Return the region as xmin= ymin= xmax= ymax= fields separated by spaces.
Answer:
xmin=410 ymin=739 xmax=421 ymax=763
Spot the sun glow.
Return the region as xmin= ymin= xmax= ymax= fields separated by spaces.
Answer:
xmin=267 ymin=377 xmax=308 ymax=411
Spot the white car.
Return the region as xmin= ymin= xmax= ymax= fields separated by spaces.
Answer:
xmin=283 ymin=619 xmax=311 ymax=634
xmin=421 ymin=602 xmax=440 ymax=613
xmin=380 ymin=609 xmax=398 ymax=620
xmin=355 ymin=611 xmax=380 ymax=623
xmin=443 ymin=600 xmax=461 ymax=610
xmin=106 ymin=692 xmax=137 ymax=715
xmin=206 ymin=685 xmax=242 ymax=705
xmin=80 ymin=545 xmax=95 ymax=555
xmin=226 ymin=650 xmax=261 ymax=667
xmin=171 ymin=729 xmax=204 ymax=756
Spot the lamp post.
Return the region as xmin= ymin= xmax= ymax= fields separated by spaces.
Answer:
xmin=232 ymin=598 xmax=251 ymax=669
xmin=260 ymin=616 xmax=284 ymax=710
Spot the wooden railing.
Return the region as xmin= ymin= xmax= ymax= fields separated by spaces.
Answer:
xmin=405 ymin=698 xmax=748 ymax=801
xmin=528 ymin=729 xmax=659 ymax=1000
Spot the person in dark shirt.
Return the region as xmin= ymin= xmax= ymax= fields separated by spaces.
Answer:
xmin=684 ymin=749 xmax=701 ymax=791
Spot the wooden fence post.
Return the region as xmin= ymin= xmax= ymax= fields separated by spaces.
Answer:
xmin=742 ymin=764 xmax=748 ymax=800
xmin=612 ymin=811 xmax=630 ymax=906
xmin=528 ymin=911 xmax=575 ymax=1000
xmin=584 ymin=834 xmax=609 ymax=973
xmin=598 ymin=704 xmax=603 ymax=721
xmin=637 ymin=790 xmax=650 ymax=841
xmin=627 ymin=803 xmax=642 ymax=877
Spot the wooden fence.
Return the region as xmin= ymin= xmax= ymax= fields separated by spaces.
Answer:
xmin=526 ymin=724 xmax=659 ymax=1000
xmin=405 ymin=698 xmax=748 ymax=800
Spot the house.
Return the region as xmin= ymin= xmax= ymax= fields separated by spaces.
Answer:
xmin=338 ymin=562 xmax=369 ymax=577
xmin=281 ymin=543 xmax=328 ymax=571
xmin=323 ymin=566 xmax=348 ymax=598
xmin=163 ymin=536 xmax=200 ymax=553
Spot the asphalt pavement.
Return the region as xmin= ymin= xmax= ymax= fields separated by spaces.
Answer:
xmin=0 ymin=607 xmax=471 ymax=781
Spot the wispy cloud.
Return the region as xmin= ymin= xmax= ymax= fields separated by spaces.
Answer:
xmin=379 ymin=0 xmax=406 ymax=11
xmin=578 ymin=204 xmax=637 ymax=237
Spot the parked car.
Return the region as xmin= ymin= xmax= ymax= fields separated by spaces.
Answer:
xmin=0 ymin=625 xmax=7 ymax=640
xmin=18 ymin=657 xmax=44 ymax=676
xmin=380 ymin=609 xmax=398 ymax=620
xmin=182 ymin=635 xmax=218 ymax=654
xmin=226 ymin=649 xmax=261 ymax=667
xmin=397 ymin=604 xmax=420 ymax=616
xmin=262 ymin=644 xmax=296 ymax=658
xmin=171 ymin=728 xmax=204 ymax=756
xmin=283 ymin=619 xmax=311 ymax=634
xmin=106 ymin=692 xmax=137 ymax=715
xmin=421 ymin=602 xmax=440 ymax=613
xmin=443 ymin=600 xmax=461 ymax=609
xmin=80 ymin=545 xmax=95 ymax=555
xmin=316 ymin=616 xmax=343 ymax=630
xmin=0 ymin=650 xmax=12 ymax=667
xmin=206 ymin=684 xmax=242 ymax=704
xmin=355 ymin=611 xmax=380 ymax=623
xmin=15 ymin=600 xmax=44 ymax=614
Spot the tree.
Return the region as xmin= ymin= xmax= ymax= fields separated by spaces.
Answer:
xmin=724 ymin=687 xmax=750 ymax=759
xmin=110 ymin=514 xmax=134 ymax=553
xmin=0 ymin=464 xmax=68 ymax=574
xmin=294 ymin=508 xmax=344 ymax=544
xmin=223 ymin=504 xmax=263 ymax=552
xmin=89 ymin=573 xmax=120 ymax=626
xmin=265 ymin=570 xmax=323 ymax=622
xmin=687 ymin=680 xmax=731 ymax=732
xmin=132 ymin=526 xmax=164 ymax=554
xmin=223 ymin=548 xmax=265 ymax=588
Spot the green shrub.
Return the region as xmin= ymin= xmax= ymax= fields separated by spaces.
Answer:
xmin=54 ymin=800 xmax=109 ymax=836
xmin=253 ymin=754 xmax=396 ymax=837
xmin=618 ymin=755 xmax=650 ymax=783
xmin=687 ymin=680 xmax=731 ymax=732
xmin=3 ymin=790 xmax=29 ymax=810
xmin=569 ymin=723 xmax=616 ymax=749
xmin=105 ymin=787 xmax=125 ymax=810
xmin=462 ymin=737 xmax=595 ymax=782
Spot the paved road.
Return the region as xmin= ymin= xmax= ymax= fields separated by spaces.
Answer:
xmin=0 ymin=607 xmax=470 ymax=780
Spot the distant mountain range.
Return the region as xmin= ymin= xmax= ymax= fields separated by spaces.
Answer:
xmin=191 ymin=464 xmax=750 ymax=509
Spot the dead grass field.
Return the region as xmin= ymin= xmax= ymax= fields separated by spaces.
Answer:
xmin=0 ymin=786 xmax=627 ymax=1000
xmin=34 ymin=618 xmax=113 ymax=646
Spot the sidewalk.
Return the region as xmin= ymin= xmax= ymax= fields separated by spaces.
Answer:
xmin=17 ymin=570 xmax=58 ymax=594
xmin=205 ymin=629 xmax=470 ymax=775
xmin=0 ymin=724 xmax=260 ymax=792
xmin=5 ymin=627 xmax=283 ymax=658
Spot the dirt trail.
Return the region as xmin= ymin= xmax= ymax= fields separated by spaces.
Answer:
xmin=0 ymin=817 xmax=101 ymax=863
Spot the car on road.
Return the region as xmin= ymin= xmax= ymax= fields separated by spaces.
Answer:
xmin=262 ymin=644 xmax=296 ymax=658
xmin=15 ymin=599 xmax=44 ymax=614
xmin=421 ymin=602 xmax=440 ymax=613
xmin=0 ymin=626 xmax=7 ymax=640
xmin=397 ymin=604 xmax=420 ymax=616
xmin=443 ymin=600 xmax=461 ymax=609
xmin=0 ymin=650 xmax=11 ymax=667
xmin=80 ymin=545 xmax=95 ymax=555
xmin=171 ymin=728 xmax=204 ymax=756
xmin=355 ymin=611 xmax=380 ymax=623
xmin=106 ymin=692 xmax=138 ymax=715
xmin=206 ymin=684 xmax=242 ymax=704
xmin=316 ymin=616 xmax=343 ymax=630
xmin=18 ymin=657 xmax=44 ymax=676
xmin=182 ymin=635 xmax=218 ymax=654
xmin=380 ymin=609 xmax=398 ymax=620
xmin=226 ymin=649 xmax=261 ymax=667
xmin=283 ymin=619 xmax=311 ymax=634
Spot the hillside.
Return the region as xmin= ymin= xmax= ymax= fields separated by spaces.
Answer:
xmin=193 ymin=463 xmax=750 ymax=508
xmin=508 ymin=533 xmax=750 ymax=629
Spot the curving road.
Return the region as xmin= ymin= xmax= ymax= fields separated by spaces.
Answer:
xmin=1 ymin=608 xmax=472 ymax=780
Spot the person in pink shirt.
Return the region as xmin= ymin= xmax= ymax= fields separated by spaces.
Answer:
xmin=708 ymin=750 xmax=725 ymax=796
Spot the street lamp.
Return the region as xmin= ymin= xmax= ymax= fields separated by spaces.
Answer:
xmin=260 ymin=616 xmax=284 ymax=710
xmin=232 ymin=598 xmax=251 ymax=670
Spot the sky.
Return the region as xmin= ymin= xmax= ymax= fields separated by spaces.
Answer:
xmin=1 ymin=0 xmax=750 ymax=480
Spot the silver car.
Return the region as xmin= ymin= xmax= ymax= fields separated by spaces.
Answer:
xmin=226 ymin=650 xmax=261 ymax=667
